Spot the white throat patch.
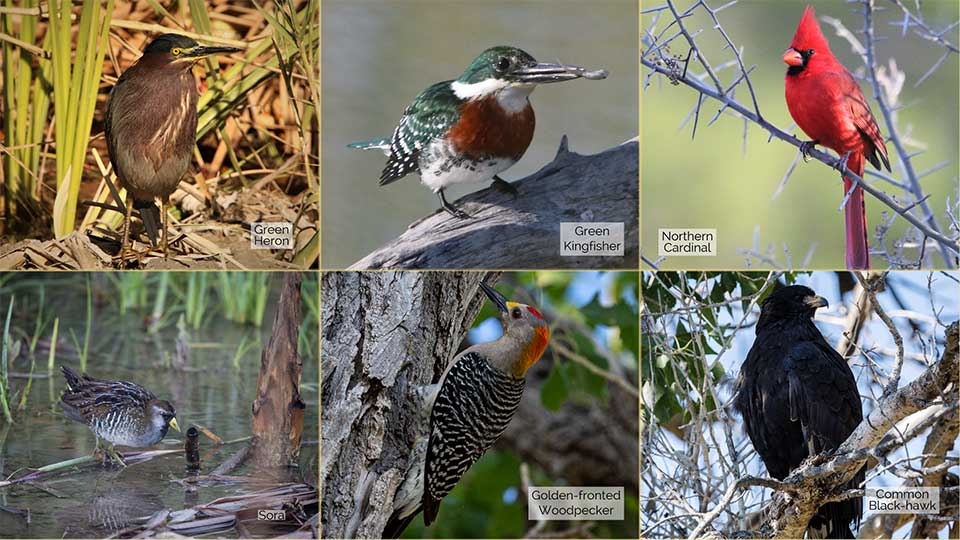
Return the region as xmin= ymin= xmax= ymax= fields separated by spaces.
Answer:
xmin=450 ymin=79 xmax=534 ymax=114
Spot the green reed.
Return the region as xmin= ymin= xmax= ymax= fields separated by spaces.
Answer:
xmin=0 ymin=296 xmax=14 ymax=423
xmin=185 ymin=272 xmax=210 ymax=329
xmin=48 ymin=0 xmax=114 ymax=238
xmin=1 ymin=0 xmax=51 ymax=230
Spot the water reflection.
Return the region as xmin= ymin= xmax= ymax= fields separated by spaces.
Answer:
xmin=59 ymin=485 xmax=165 ymax=536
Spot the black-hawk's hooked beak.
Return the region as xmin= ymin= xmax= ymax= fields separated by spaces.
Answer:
xmin=183 ymin=45 xmax=242 ymax=58
xmin=479 ymin=282 xmax=509 ymax=313
xmin=804 ymin=294 xmax=828 ymax=309
xmin=513 ymin=61 xmax=608 ymax=84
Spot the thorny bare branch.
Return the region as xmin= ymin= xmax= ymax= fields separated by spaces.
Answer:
xmin=854 ymin=271 xmax=906 ymax=398
xmin=860 ymin=1 xmax=955 ymax=268
xmin=642 ymin=0 xmax=959 ymax=269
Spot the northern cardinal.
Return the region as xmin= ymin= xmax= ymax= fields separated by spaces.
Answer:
xmin=784 ymin=6 xmax=890 ymax=270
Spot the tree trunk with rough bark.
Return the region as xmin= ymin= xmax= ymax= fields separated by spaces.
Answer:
xmin=251 ymin=272 xmax=306 ymax=468
xmin=320 ymin=271 xmax=488 ymax=539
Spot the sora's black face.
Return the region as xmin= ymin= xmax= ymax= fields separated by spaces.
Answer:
xmin=150 ymin=400 xmax=180 ymax=434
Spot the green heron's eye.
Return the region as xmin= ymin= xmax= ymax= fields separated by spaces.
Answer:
xmin=171 ymin=47 xmax=181 ymax=56
xmin=495 ymin=57 xmax=510 ymax=72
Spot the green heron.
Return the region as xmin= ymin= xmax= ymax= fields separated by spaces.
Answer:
xmin=104 ymin=34 xmax=239 ymax=259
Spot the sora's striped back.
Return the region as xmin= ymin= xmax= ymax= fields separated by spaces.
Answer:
xmin=59 ymin=365 xmax=176 ymax=447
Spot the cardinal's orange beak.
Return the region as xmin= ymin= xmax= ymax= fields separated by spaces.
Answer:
xmin=782 ymin=48 xmax=804 ymax=67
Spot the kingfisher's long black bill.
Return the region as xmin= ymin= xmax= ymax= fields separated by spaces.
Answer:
xmin=479 ymin=282 xmax=509 ymax=313
xmin=515 ymin=62 xmax=608 ymax=83
xmin=187 ymin=45 xmax=242 ymax=58
xmin=805 ymin=295 xmax=828 ymax=309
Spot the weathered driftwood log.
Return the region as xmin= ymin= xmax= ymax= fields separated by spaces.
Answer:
xmin=350 ymin=137 xmax=639 ymax=270
xmin=251 ymin=272 xmax=306 ymax=468
xmin=114 ymin=483 xmax=316 ymax=537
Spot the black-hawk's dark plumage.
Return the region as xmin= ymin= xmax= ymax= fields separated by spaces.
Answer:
xmin=734 ymin=285 xmax=864 ymax=539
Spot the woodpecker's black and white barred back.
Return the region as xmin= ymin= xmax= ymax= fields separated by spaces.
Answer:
xmin=422 ymin=351 xmax=525 ymax=523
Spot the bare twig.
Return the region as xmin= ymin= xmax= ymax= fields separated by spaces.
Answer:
xmin=860 ymin=1 xmax=954 ymax=267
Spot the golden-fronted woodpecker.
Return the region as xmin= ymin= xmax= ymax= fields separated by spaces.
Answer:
xmin=384 ymin=281 xmax=550 ymax=537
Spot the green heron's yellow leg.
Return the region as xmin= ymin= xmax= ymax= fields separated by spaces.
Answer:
xmin=118 ymin=194 xmax=136 ymax=265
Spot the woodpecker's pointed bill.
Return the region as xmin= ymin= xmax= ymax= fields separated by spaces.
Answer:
xmin=350 ymin=45 xmax=606 ymax=219
xmin=480 ymin=282 xmax=509 ymax=312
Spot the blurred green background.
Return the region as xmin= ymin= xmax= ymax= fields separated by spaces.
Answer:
xmin=641 ymin=0 xmax=959 ymax=269
xmin=322 ymin=0 xmax=639 ymax=268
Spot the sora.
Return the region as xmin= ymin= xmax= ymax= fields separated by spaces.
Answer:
xmin=59 ymin=366 xmax=180 ymax=466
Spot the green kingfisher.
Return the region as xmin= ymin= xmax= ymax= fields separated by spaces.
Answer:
xmin=349 ymin=46 xmax=606 ymax=219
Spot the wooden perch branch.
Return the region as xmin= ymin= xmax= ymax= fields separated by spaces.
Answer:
xmin=349 ymin=137 xmax=639 ymax=270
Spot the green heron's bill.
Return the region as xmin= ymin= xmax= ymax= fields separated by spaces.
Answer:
xmin=104 ymin=33 xmax=240 ymax=260
xmin=59 ymin=365 xmax=180 ymax=467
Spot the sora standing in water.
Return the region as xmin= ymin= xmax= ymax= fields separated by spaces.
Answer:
xmin=59 ymin=366 xmax=180 ymax=466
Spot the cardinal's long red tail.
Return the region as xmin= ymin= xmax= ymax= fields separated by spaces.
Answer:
xmin=843 ymin=152 xmax=870 ymax=269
